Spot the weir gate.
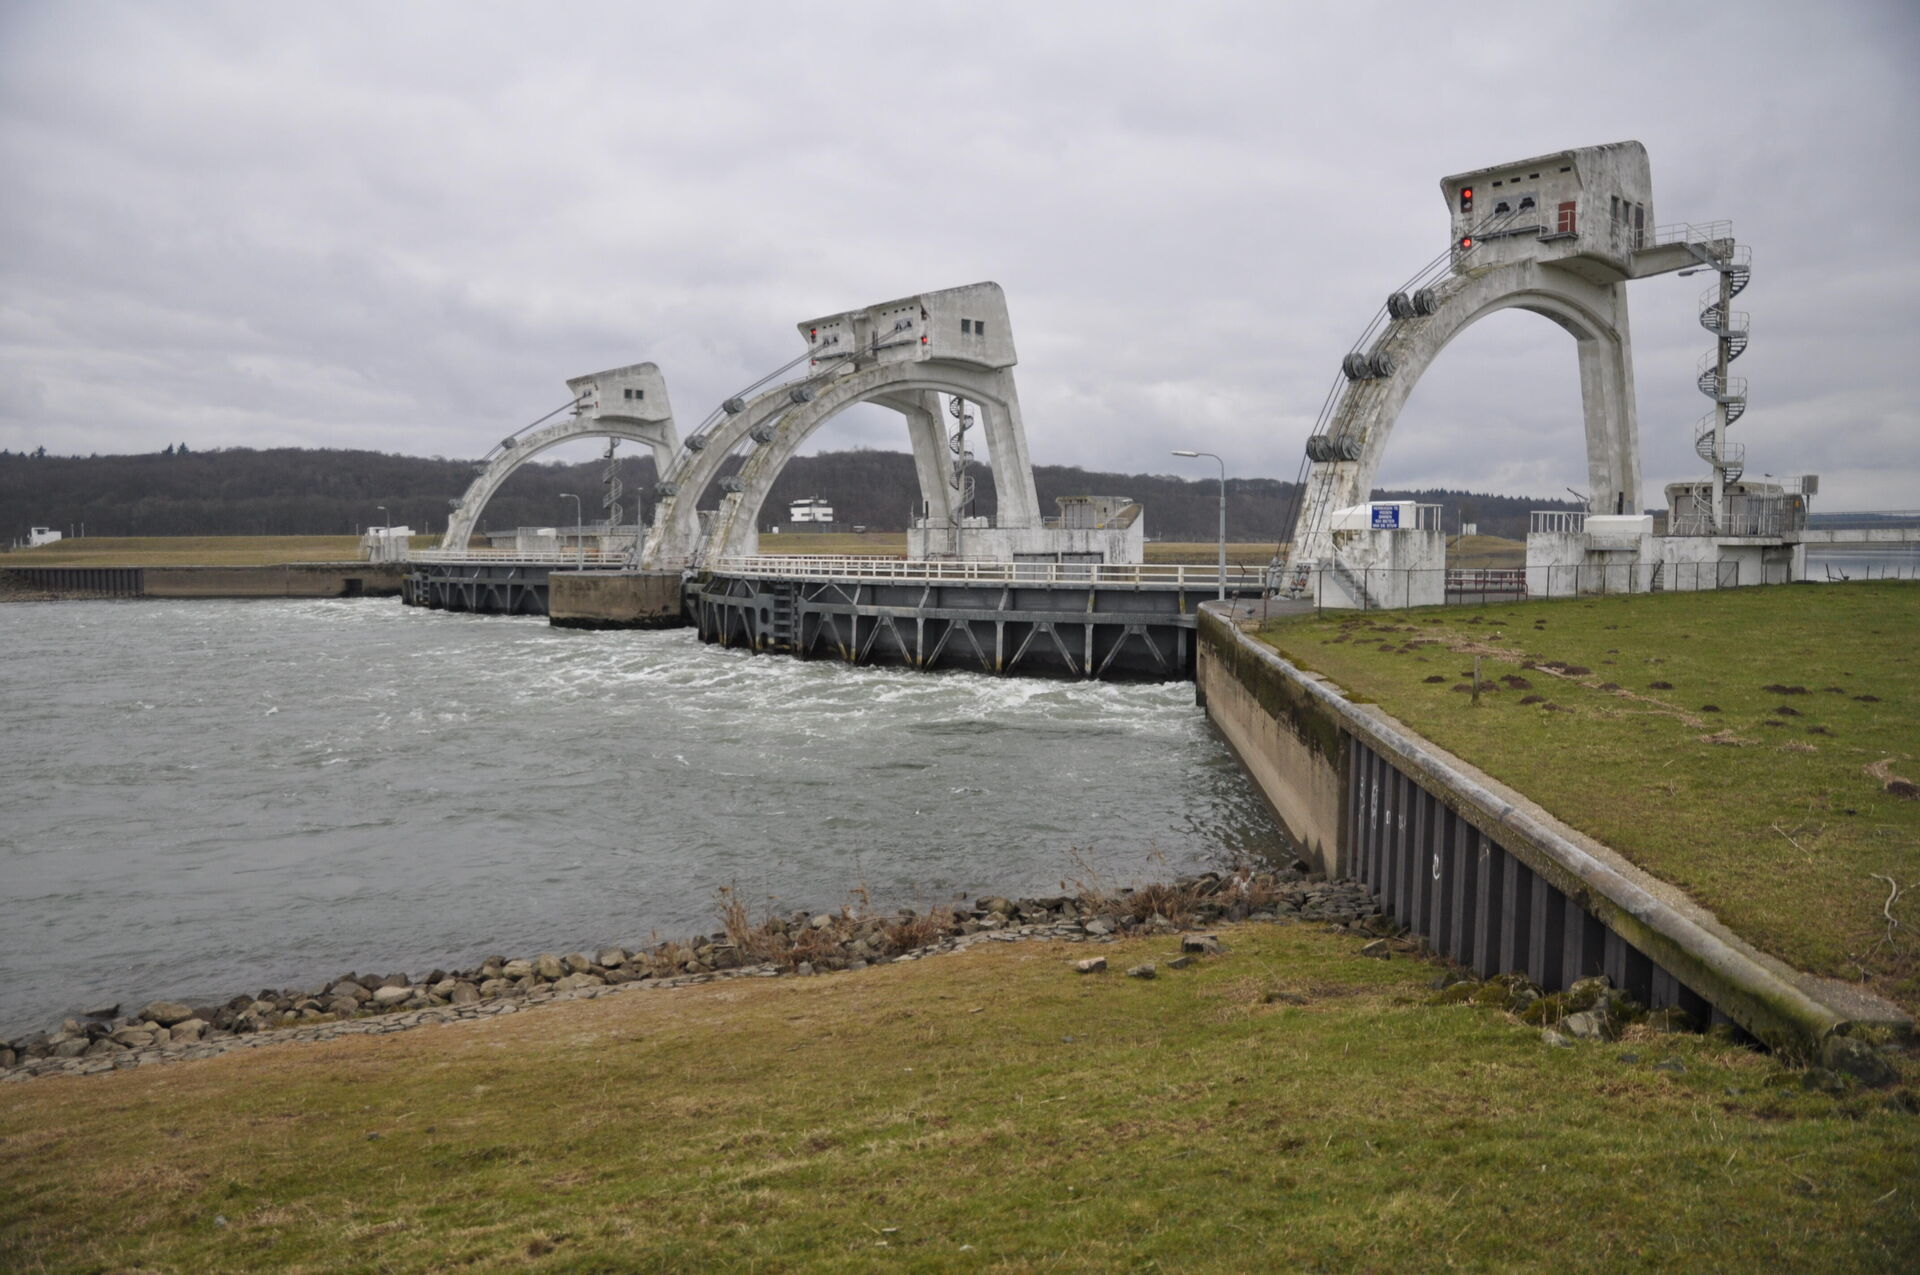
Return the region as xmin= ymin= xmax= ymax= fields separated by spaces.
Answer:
xmin=404 ymin=553 xmax=1265 ymax=680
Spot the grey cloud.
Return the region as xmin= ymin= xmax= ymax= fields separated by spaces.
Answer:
xmin=1 ymin=0 xmax=1915 ymax=509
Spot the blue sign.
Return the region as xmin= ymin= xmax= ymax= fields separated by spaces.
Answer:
xmin=1370 ymin=505 xmax=1401 ymax=530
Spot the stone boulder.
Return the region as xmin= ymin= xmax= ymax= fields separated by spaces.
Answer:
xmin=1821 ymin=1035 xmax=1898 ymax=1088
xmin=139 ymin=1001 xmax=196 ymax=1027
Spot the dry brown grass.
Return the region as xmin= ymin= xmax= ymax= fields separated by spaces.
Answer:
xmin=3 ymin=535 xmax=440 ymax=566
xmin=3 ymin=924 xmax=1913 ymax=1273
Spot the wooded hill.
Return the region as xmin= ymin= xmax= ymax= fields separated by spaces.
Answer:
xmin=0 ymin=446 xmax=1577 ymax=545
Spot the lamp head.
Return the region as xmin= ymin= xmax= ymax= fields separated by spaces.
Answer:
xmin=1171 ymin=449 xmax=1199 ymax=457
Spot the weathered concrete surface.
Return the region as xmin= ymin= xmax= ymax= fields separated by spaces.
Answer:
xmin=649 ymin=283 xmax=1044 ymax=568
xmin=141 ymin=564 xmax=404 ymax=598
xmin=1196 ymin=604 xmax=1912 ymax=1054
xmin=444 ymin=362 xmax=679 ymax=552
xmin=549 ymin=570 xmax=686 ymax=630
xmin=1196 ymin=611 xmax=1347 ymax=875
xmin=1289 ymin=142 xmax=1712 ymax=589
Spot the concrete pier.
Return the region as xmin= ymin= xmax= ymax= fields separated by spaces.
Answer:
xmin=548 ymin=570 xmax=685 ymax=630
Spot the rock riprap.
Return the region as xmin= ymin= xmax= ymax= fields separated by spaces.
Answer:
xmin=0 ymin=866 xmax=1387 ymax=1082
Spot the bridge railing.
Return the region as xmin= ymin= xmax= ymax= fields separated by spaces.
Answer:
xmin=708 ymin=554 xmax=1269 ymax=590
xmin=410 ymin=549 xmax=635 ymax=568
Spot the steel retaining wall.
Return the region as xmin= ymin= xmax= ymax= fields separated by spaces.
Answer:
xmin=1349 ymin=735 xmax=1717 ymax=1026
xmin=1197 ymin=606 xmax=1906 ymax=1055
xmin=1 ymin=566 xmax=144 ymax=596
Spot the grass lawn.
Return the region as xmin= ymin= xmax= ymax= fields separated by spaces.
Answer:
xmin=758 ymin=531 xmax=908 ymax=556
xmin=3 ymin=536 xmax=439 ymax=566
xmin=3 ymin=923 xmax=1914 ymax=1273
xmin=754 ymin=535 xmax=1286 ymax=566
xmin=1145 ymin=541 xmax=1278 ymax=566
xmin=1444 ymin=534 xmax=1525 ymax=568
xmin=9 ymin=534 xmax=1291 ymax=569
xmin=1256 ymin=583 xmax=1920 ymax=1015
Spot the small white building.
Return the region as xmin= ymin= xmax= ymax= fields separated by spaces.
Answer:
xmin=910 ymin=495 xmax=1145 ymax=565
xmin=360 ymin=525 xmax=414 ymax=563
xmin=1308 ymin=502 xmax=1447 ymax=609
xmin=27 ymin=526 xmax=62 ymax=547
xmin=788 ymin=497 xmax=836 ymax=524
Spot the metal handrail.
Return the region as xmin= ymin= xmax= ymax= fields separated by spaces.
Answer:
xmin=1650 ymin=219 xmax=1734 ymax=248
xmin=412 ymin=549 xmax=634 ymax=567
xmin=707 ymin=554 xmax=1267 ymax=589
xmin=1530 ymin=510 xmax=1588 ymax=534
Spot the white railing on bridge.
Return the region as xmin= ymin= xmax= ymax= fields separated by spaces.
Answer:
xmin=411 ymin=548 xmax=634 ymax=568
xmin=708 ymin=554 xmax=1267 ymax=590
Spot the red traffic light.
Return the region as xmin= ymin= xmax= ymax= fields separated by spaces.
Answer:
xmin=1458 ymin=236 xmax=1475 ymax=250
xmin=1459 ymin=186 xmax=1474 ymax=213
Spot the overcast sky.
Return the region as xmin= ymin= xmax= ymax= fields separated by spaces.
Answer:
xmin=2 ymin=1 xmax=1916 ymax=508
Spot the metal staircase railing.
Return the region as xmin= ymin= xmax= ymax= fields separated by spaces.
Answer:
xmin=1671 ymin=228 xmax=1753 ymax=507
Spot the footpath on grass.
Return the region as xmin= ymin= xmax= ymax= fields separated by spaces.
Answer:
xmin=1254 ymin=582 xmax=1920 ymax=1019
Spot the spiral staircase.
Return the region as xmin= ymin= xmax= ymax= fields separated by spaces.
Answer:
xmin=1687 ymin=238 xmax=1752 ymax=491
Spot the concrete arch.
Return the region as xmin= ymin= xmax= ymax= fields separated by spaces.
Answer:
xmin=1289 ymin=260 xmax=1639 ymax=569
xmin=646 ymin=359 xmax=1040 ymax=568
xmin=444 ymin=363 xmax=677 ymax=551
xmin=705 ymin=363 xmax=1038 ymax=561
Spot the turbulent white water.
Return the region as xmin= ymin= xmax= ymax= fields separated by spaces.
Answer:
xmin=0 ymin=599 xmax=1284 ymax=1035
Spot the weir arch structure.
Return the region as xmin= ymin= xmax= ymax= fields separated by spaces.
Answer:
xmin=1286 ymin=141 xmax=1718 ymax=582
xmin=443 ymin=362 xmax=679 ymax=552
xmin=644 ymin=282 xmax=1042 ymax=569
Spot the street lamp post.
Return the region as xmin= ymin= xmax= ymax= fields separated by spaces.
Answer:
xmin=559 ymin=493 xmax=583 ymax=564
xmin=1172 ymin=450 xmax=1226 ymax=601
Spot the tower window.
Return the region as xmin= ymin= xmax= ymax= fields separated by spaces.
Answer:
xmin=961 ymin=319 xmax=972 ymax=334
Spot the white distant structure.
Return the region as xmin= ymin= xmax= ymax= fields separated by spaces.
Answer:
xmin=26 ymin=526 xmax=62 ymax=547
xmin=1307 ymin=502 xmax=1446 ymax=609
xmin=1284 ymin=140 xmax=1824 ymax=605
xmin=360 ymin=525 xmax=414 ymax=563
xmin=788 ymin=497 xmax=835 ymax=524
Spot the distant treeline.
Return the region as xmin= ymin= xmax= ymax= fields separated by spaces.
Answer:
xmin=0 ymin=446 xmax=1578 ymax=544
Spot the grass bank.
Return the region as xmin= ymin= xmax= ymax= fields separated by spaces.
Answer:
xmin=1256 ymin=583 xmax=1920 ymax=1015
xmin=3 ymin=535 xmax=438 ymax=566
xmin=3 ymin=923 xmax=1915 ymax=1273
xmin=1445 ymin=533 xmax=1525 ymax=568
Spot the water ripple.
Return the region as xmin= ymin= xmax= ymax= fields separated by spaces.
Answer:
xmin=0 ymin=599 xmax=1284 ymax=1035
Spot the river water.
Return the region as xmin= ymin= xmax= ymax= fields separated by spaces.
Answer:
xmin=0 ymin=600 xmax=1284 ymax=1036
